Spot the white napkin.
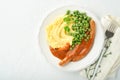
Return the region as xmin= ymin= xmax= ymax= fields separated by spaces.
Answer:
xmin=79 ymin=15 xmax=120 ymax=80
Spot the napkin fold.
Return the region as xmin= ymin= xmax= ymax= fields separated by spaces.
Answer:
xmin=79 ymin=15 xmax=120 ymax=80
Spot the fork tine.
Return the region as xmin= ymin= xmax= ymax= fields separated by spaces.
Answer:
xmin=110 ymin=24 xmax=114 ymax=32
xmin=112 ymin=23 xmax=117 ymax=33
xmin=108 ymin=23 xmax=112 ymax=31
xmin=108 ymin=22 xmax=117 ymax=33
xmin=112 ymin=23 xmax=117 ymax=32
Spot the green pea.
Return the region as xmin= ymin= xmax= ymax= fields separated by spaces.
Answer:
xmin=82 ymin=28 xmax=85 ymax=31
xmin=72 ymin=24 xmax=75 ymax=28
xmin=76 ymin=38 xmax=79 ymax=41
xmin=76 ymin=28 xmax=79 ymax=32
xmin=70 ymin=14 xmax=73 ymax=17
xmin=73 ymin=11 xmax=76 ymax=14
xmin=72 ymin=27 xmax=75 ymax=31
xmin=79 ymin=15 xmax=82 ymax=18
xmin=72 ymin=40 xmax=75 ymax=44
xmin=77 ymin=41 xmax=81 ymax=44
xmin=84 ymin=23 xmax=86 ymax=26
xmin=66 ymin=10 xmax=70 ymax=15
xmin=64 ymin=26 xmax=70 ymax=32
xmin=87 ymin=17 xmax=91 ymax=21
xmin=76 ymin=34 xmax=80 ymax=38
xmin=81 ymin=12 xmax=86 ymax=16
xmin=72 ymin=33 xmax=76 ymax=37
xmin=74 ymin=19 xmax=79 ymax=23
xmin=75 ymin=10 xmax=79 ymax=14
xmin=71 ymin=17 xmax=74 ymax=21
xmin=76 ymin=23 xmax=79 ymax=27
xmin=84 ymin=16 xmax=87 ymax=20
xmin=80 ymin=23 xmax=83 ymax=27
xmin=79 ymin=29 xmax=82 ymax=34
xmin=82 ymin=20 xmax=85 ymax=23
xmin=73 ymin=14 xmax=77 ymax=17
xmin=85 ymin=23 xmax=89 ymax=27
xmin=85 ymin=20 xmax=88 ymax=23
xmin=84 ymin=34 xmax=87 ymax=37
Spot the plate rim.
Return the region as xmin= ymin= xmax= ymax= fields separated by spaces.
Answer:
xmin=38 ymin=5 xmax=104 ymax=72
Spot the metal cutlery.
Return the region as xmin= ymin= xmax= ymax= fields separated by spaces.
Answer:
xmin=90 ymin=20 xmax=118 ymax=80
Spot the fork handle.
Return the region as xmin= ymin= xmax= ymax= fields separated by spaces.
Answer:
xmin=90 ymin=38 xmax=109 ymax=80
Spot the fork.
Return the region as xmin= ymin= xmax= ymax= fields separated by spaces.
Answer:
xmin=90 ymin=20 xmax=118 ymax=80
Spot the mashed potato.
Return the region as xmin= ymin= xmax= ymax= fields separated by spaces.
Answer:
xmin=46 ymin=16 xmax=73 ymax=48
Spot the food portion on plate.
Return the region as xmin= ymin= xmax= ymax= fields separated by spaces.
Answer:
xmin=46 ymin=10 xmax=96 ymax=66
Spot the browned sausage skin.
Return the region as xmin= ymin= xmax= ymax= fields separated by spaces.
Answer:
xmin=59 ymin=44 xmax=82 ymax=66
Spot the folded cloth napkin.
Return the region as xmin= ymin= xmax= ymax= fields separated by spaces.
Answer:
xmin=79 ymin=15 xmax=120 ymax=80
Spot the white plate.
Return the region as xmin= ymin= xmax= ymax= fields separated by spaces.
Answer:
xmin=39 ymin=5 xmax=104 ymax=71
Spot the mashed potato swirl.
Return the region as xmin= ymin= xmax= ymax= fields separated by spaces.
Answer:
xmin=46 ymin=16 xmax=73 ymax=48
